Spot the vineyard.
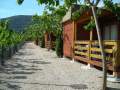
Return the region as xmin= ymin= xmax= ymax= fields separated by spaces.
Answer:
xmin=0 ymin=20 xmax=25 ymax=65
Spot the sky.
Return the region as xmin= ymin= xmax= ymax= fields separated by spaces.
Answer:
xmin=0 ymin=0 xmax=120 ymax=19
xmin=0 ymin=0 xmax=45 ymax=18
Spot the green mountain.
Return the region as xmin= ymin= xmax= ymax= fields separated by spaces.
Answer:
xmin=2 ymin=15 xmax=32 ymax=32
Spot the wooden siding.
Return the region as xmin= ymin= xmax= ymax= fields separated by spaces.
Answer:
xmin=63 ymin=21 xmax=74 ymax=57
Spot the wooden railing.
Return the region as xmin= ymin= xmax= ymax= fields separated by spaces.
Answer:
xmin=45 ymin=41 xmax=55 ymax=49
xmin=74 ymin=41 xmax=89 ymax=59
xmin=74 ymin=40 xmax=118 ymax=69
xmin=90 ymin=40 xmax=117 ymax=62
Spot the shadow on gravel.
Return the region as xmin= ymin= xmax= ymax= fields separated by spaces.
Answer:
xmin=21 ymin=45 xmax=35 ymax=49
xmin=7 ymin=83 xmax=21 ymax=90
xmin=0 ymin=80 xmax=21 ymax=90
xmin=22 ymin=68 xmax=42 ymax=71
xmin=11 ymin=71 xmax=34 ymax=74
xmin=108 ymin=87 xmax=120 ymax=90
xmin=0 ymin=80 xmax=88 ymax=89
xmin=8 ymin=76 xmax=27 ymax=79
xmin=15 ymin=59 xmax=51 ymax=65
xmin=0 ymin=60 xmax=42 ymax=79
xmin=6 ymin=63 xmax=26 ymax=69
xmin=15 ymin=52 xmax=33 ymax=56
xmin=0 ymin=60 xmax=43 ymax=90
xmin=0 ymin=63 xmax=39 ymax=74
xmin=11 ymin=57 xmax=51 ymax=65
xmin=32 ymin=61 xmax=51 ymax=65
xmin=70 ymin=84 xmax=88 ymax=89
xmin=12 ymin=58 xmax=42 ymax=62
xmin=27 ymin=58 xmax=43 ymax=60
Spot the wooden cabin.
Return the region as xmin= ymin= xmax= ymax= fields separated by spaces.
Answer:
xmin=62 ymin=5 xmax=80 ymax=58
xmin=44 ymin=32 xmax=56 ymax=49
xmin=62 ymin=5 xmax=120 ymax=77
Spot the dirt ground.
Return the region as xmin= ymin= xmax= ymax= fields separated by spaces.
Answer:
xmin=0 ymin=42 xmax=120 ymax=90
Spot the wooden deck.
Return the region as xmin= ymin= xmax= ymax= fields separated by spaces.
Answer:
xmin=74 ymin=40 xmax=118 ymax=71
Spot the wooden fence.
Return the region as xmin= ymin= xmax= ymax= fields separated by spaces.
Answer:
xmin=74 ymin=40 xmax=118 ymax=70
xmin=45 ymin=41 xmax=56 ymax=49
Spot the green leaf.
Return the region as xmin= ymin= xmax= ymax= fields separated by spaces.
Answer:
xmin=17 ymin=0 xmax=24 ymax=5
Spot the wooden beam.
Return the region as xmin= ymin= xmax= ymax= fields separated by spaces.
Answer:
xmin=75 ymin=41 xmax=89 ymax=44
xmin=91 ymin=48 xmax=113 ymax=53
xmin=74 ymin=46 xmax=88 ymax=50
xmin=74 ymin=51 xmax=87 ymax=56
xmin=90 ymin=54 xmax=102 ymax=59
xmin=73 ymin=21 xmax=77 ymax=59
xmin=74 ymin=56 xmax=113 ymax=71
xmin=103 ymin=41 xmax=117 ymax=46
xmin=88 ymin=30 xmax=93 ymax=61
xmin=72 ymin=21 xmax=75 ymax=58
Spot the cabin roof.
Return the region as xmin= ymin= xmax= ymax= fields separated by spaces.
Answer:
xmin=62 ymin=4 xmax=120 ymax=24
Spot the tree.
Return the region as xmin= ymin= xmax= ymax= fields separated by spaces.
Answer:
xmin=85 ymin=0 xmax=107 ymax=90
xmin=64 ymin=0 xmax=80 ymax=8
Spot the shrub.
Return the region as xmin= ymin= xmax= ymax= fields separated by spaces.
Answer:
xmin=55 ymin=35 xmax=63 ymax=57
xmin=40 ymin=36 xmax=45 ymax=48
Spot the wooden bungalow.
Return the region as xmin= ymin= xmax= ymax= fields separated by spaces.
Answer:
xmin=62 ymin=5 xmax=120 ymax=77
xmin=62 ymin=5 xmax=80 ymax=58
xmin=44 ymin=32 xmax=56 ymax=50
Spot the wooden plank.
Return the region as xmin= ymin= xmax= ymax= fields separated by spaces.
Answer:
xmin=75 ymin=40 xmax=117 ymax=46
xmin=74 ymin=56 xmax=113 ymax=71
xmin=74 ymin=51 xmax=87 ymax=56
xmin=72 ymin=21 xmax=75 ymax=58
xmin=74 ymin=56 xmax=89 ymax=62
xmin=74 ymin=55 xmax=102 ymax=67
xmin=76 ymin=16 xmax=91 ymax=24
xmin=75 ymin=41 xmax=89 ymax=45
xmin=103 ymin=41 xmax=117 ymax=46
xmin=91 ymin=41 xmax=117 ymax=46
xmin=91 ymin=41 xmax=99 ymax=45
xmin=90 ymin=54 xmax=102 ymax=59
xmin=91 ymin=48 xmax=113 ymax=53
xmin=90 ymin=54 xmax=113 ymax=61
xmin=105 ymin=49 xmax=113 ymax=53
xmin=74 ymin=46 xmax=88 ymax=50
xmin=91 ymin=48 xmax=100 ymax=52
xmin=89 ymin=60 xmax=113 ymax=71
xmin=74 ymin=21 xmax=77 ymax=41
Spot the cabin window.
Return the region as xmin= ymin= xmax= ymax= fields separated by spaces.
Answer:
xmin=103 ymin=24 xmax=118 ymax=40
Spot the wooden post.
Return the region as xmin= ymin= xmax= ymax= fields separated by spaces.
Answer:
xmin=113 ymin=41 xmax=120 ymax=78
xmin=72 ymin=21 xmax=77 ymax=62
xmin=74 ymin=22 xmax=77 ymax=41
xmin=87 ymin=30 xmax=93 ymax=68
xmin=89 ymin=30 xmax=93 ymax=60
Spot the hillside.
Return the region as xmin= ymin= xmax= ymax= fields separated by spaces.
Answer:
xmin=2 ymin=15 xmax=32 ymax=32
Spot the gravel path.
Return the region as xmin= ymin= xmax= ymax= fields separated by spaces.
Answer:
xmin=0 ymin=42 xmax=120 ymax=90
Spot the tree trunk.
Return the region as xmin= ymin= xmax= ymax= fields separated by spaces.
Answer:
xmin=91 ymin=6 xmax=107 ymax=90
